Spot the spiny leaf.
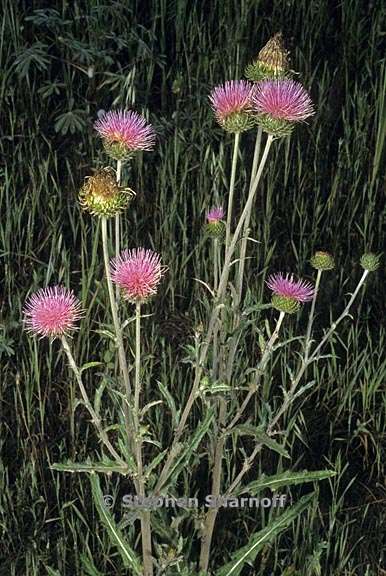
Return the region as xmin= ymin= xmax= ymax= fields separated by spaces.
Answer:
xmin=90 ymin=475 xmax=142 ymax=573
xmin=51 ymin=460 xmax=128 ymax=475
xmin=216 ymin=493 xmax=314 ymax=576
xmin=235 ymin=469 xmax=337 ymax=496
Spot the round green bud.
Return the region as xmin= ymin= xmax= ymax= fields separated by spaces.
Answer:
xmin=221 ymin=111 xmax=255 ymax=134
xmin=254 ymin=114 xmax=294 ymax=137
xmin=206 ymin=220 xmax=226 ymax=241
xmin=79 ymin=168 xmax=135 ymax=218
xmin=360 ymin=252 xmax=381 ymax=272
xmin=310 ymin=251 xmax=335 ymax=271
xmin=271 ymin=294 xmax=300 ymax=314
xmin=245 ymin=61 xmax=288 ymax=82
xmin=103 ymin=140 xmax=134 ymax=161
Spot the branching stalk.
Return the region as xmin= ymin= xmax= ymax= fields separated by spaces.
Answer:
xmin=101 ymin=216 xmax=134 ymax=449
xmin=225 ymin=132 xmax=241 ymax=251
xmin=152 ymin=135 xmax=273 ymax=495
xmin=60 ymin=335 xmax=125 ymax=466
xmin=133 ymin=301 xmax=153 ymax=576
xmin=224 ymin=271 xmax=370 ymax=496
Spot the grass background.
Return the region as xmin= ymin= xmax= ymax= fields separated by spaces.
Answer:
xmin=0 ymin=1 xmax=385 ymax=574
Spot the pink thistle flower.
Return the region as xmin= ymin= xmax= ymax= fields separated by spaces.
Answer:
xmin=266 ymin=273 xmax=315 ymax=302
xmin=252 ymin=79 xmax=314 ymax=122
xmin=94 ymin=110 xmax=156 ymax=159
xmin=206 ymin=206 xmax=225 ymax=224
xmin=110 ymin=248 xmax=165 ymax=303
xmin=23 ymin=286 xmax=83 ymax=339
xmin=209 ymin=80 xmax=255 ymax=132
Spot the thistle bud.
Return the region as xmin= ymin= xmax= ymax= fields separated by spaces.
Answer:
xmin=205 ymin=206 xmax=226 ymax=241
xmin=310 ymin=251 xmax=335 ymax=271
xmin=267 ymin=273 xmax=315 ymax=314
xmin=245 ymin=33 xmax=290 ymax=82
xmin=79 ymin=168 xmax=135 ymax=218
xmin=360 ymin=252 xmax=381 ymax=272
xmin=271 ymin=294 xmax=300 ymax=314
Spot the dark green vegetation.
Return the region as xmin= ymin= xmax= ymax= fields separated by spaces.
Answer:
xmin=0 ymin=1 xmax=385 ymax=575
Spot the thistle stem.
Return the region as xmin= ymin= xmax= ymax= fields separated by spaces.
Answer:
xmin=115 ymin=159 xmax=122 ymax=301
xmin=133 ymin=301 xmax=153 ymax=576
xmin=225 ymin=132 xmax=241 ymax=251
xmin=152 ymin=135 xmax=273 ymax=496
xmin=101 ymin=216 xmax=134 ymax=450
xmin=225 ymin=271 xmax=370 ymax=496
xmin=224 ymin=310 xmax=285 ymax=435
xmin=304 ymin=269 xmax=322 ymax=363
xmin=199 ymin=397 xmax=226 ymax=571
xmin=236 ymin=126 xmax=263 ymax=299
xmin=225 ymin=128 xmax=263 ymax=384
xmin=199 ymin=310 xmax=285 ymax=569
xmin=60 ymin=335 xmax=125 ymax=466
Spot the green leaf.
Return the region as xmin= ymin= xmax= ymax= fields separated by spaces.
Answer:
xmin=80 ymin=361 xmax=104 ymax=373
xmin=80 ymin=553 xmax=104 ymax=576
xmin=227 ymin=426 xmax=290 ymax=459
xmin=144 ymin=449 xmax=168 ymax=481
xmin=90 ymin=475 xmax=142 ymax=574
xmin=159 ymin=409 xmax=214 ymax=491
xmin=235 ymin=469 xmax=336 ymax=496
xmin=51 ymin=460 xmax=128 ymax=475
xmin=94 ymin=379 xmax=108 ymax=417
xmin=157 ymin=380 xmax=178 ymax=426
xmin=216 ymin=493 xmax=314 ymax=576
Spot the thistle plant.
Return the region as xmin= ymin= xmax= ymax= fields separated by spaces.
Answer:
xmin=21 ymin=31 xmax=381 ymax=576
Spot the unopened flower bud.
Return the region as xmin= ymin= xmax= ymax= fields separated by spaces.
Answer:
xmin=310 ymin=251 xmax=335 ymax=271
xmin=79 ymin=168 xmax=135 ymax=218
xmin=205 ymin=206 xmax=226 ymax=240
xmin=271 ymin=294 xmax=300 ymax=314
xmin=245 ymin=33 xmax=290 ymax=82
xmin=360 ymin=252 xmax=381 ymax=272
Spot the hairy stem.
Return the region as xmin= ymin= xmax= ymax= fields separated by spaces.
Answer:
xmin=60 ymin=336 xmax=125 ymax=466
xmin=304 ymin=268 xmax=322 ymax=363
xmin=225 ymin=132 xmax=241 ymax=251
xmin=199 ymin=311 xmax=285 ymax=568
xmin=225 ymin=128 xmax=263 ymax=384
xmin=199 ymin=397 xmax=226 ymax=571
xmin=153 ymin=135 xmax=273 ymax=495
xmin=236 ymin=127 xmax=263 ymax=299
xmin=101 ymin=216 xmax=134 ymax=450
xmin=134 ymin=301 xmax=153 ymax=576
xmin=225 ymin=271 xmax=370 ymax=495
xmin=224 ymin=310 xmax=286 ymax=435
xmin=115 ymin=159 xmax=122 ymax=301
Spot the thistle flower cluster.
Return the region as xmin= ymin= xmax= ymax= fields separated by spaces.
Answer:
xmin=251 ymin=79 xmax=315 ymax=137
xmin=209 ymin=80 xmax=255 ymax=133
xmin=94 ymin=109 xmax=156 ymax=161
xmin=79 ymin=167 xmax=135 ymax=217
xmin=110 ymin=248 xmax=165 ymax=303
xmin=245 ymin=32 xmax=290 ymax=82
xmin=205 ymin=206 xmax=225 ymax=240
xmin=360 ymin=252 xmax=381 ymax=272
xmin=266 ymin=273 xmax=315 ymax=314
xmin=23 ymin=287 xmax=83 ymax=339
xmin=310 ymin=251 xmax=335 ymax=271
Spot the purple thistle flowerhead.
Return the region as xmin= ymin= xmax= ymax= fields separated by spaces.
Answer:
xmin=23 ymin=286 xmax=83 ymax=339
xmin=110 ymin=248 xmax=165 ymax=303
xmin=205 ymin=206 xmax=226 ymax=240
xmin=94 ymin=109 xmax=156 ymax=160
xmin=251 ymin=79 xmax=315 ymax=137
xmin=209 ymin=80 xmax=255 ymax=133
xmin=266 ymin=273 xmax=315 ymax=314
xmin=206 ymin=206 xmax=225 ymax=224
